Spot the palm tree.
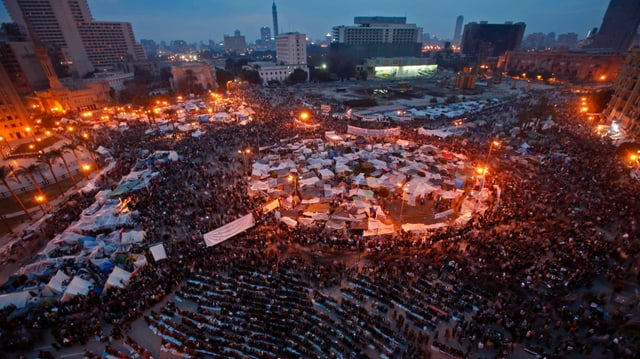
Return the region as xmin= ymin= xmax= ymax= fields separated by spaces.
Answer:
xmin=49 ymin=149 xmax=76 ymax=188
xmin=62 ymin=142 xmax=87 ymax=180
xmin=0 ymin=165 xmax=32 ymax=220
xmin=36 ymin=152 xmax=64 ymax=196
xmin=16 ymin=164 xmax=45 ymax=196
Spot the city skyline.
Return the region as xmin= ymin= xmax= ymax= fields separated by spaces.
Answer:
xmin=0 ymin=0 xmax=611 ymax=43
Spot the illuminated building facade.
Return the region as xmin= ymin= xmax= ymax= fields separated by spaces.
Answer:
xmin=603 ymin=47 xmax=640 ymax=138
xmin=0 ymin=62 xmax=30 ymax=140
xmin=499 ymin=49 xmax=625 ymax=82
xmin=359 ymin=57 xmax=437 ymax=79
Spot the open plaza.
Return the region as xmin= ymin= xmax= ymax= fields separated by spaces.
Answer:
xmin=0 ymin=79 xmax=639 ymax=359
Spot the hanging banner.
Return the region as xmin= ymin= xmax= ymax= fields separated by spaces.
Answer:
xmin=347 ymin=125 xmax=400 ymax=137
xmin=203 ymin=213 xmax=255 ymax=247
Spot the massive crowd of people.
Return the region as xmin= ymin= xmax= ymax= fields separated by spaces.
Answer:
xmin=0 ymin=83 xmax=639 ymax=358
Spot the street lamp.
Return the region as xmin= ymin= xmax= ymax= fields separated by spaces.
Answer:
xmin=630 ymin=154 xmax=639 ymax=168
xmin=35 ymin=194 xmax=47 ymax=214
xmin=81 ymin=164 xmax=91 ymax=180
xmin=397 ymin=183 xmax=409 ymax=223
xmin=288 ymin=174 xmax=300 ymax=200
xmin=299 ymin=112 xmax=310 ymax=121
xmin=479 ymin=140 xmax=500 ymax=190
xmin=237 ymin=148 xmax=251 ymax=175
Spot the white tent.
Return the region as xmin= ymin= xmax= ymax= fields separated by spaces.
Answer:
xmin=281 ymin=216 xmax=298 ymax=228
xmin=0 ymin=291 xmax=32 ymax=309
xmin=121 ymin=230 xmax=145 ymax=244
xmin=43 ymin=270 xmax=70 ymax=296
xmin=104 ymin=267 xmax=131 ymax=291
xmin=61 ymin=277 xmax=92 ymax=302
xmin=318 ymin=168 xmax=335 ymax=179
xmin=363 ymin=219 xmax=396 ymax=236
xmin=149 ymin=243 xmax=167 ymax=261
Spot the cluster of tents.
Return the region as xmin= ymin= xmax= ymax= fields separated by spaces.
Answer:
xmin=0 ymin=152 xmax=173 ymax=311
xmin=247 ymin=128 xmax=490 ymax=236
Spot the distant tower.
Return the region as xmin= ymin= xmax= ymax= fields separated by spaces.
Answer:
xmin=453 ymin=15 xmax=463 ymax=46
xmin=272 ymin=1 xmax=279 ymax=38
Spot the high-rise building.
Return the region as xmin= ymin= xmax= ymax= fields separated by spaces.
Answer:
xmin=224 ymin=30 xmax=247 ymax=53
xmin=604 ymin=47 xmax=640 ymax=138
xmin=276 ymin=32 xmax=307 ymax=66
xmin=2 ymin=0 xmax=146 ymax=77
xmin=452 ymin=16 xmax=463 ymax=46
xmin=260 ymin=27 xmax=271 ymax=44
xmin=272 ymin=1 xmax=279 ymax=38
xmin=556 ymin=33 xmax=578 ymax=49
xmin=330 ymin=17 xmax=423 ymax=67
xmin=460 ymin=21 xmax=526 ymax=59
xmin=588 ymin=0 xmax=640 ymax=53
xmin=332 ymin=17 xmax=422 ymax=44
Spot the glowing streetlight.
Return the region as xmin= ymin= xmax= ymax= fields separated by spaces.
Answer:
xmin=299 ymin=112 xmax=310 ymax=121
xmin=288 ymin=174 xmax=301 ymax=198
xmin=397 ymin=183 xmax=409 ymax=223
xmin=237 ymin=148 xmax=251 ymax=174
xmin=35 ymin=194 xmax=47 ymax=213
xmin=480 ymin=140 xmax=500 ymax=190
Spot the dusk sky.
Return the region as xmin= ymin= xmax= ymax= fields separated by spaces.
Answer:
xmin=0 ymin=0 xmax=610 ymax=43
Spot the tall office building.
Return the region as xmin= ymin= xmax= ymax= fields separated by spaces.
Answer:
xmin=260 ymin=27 xmax=271 ymax=44
xmin=452 ymin=16 xmax=463 ymax=46
xmin=2 ymin=0 xmax=146 ymax=77
xmin=272 ymin=1 xmax=279 ymax=38
xmin=604 ymin=47 xmax=640 ymax=138
xmin=276 ymin=32 xmax=307 ymax=66
xmin=460 ymin=21 xmax=526 ymax=59
xmin=332 ymin=17 xmax=422 ymax=44
xmin=224 ymin=30 xmax=247 ymax=53
xmin=588 ymin=0 xmax=640 ymax=53
xmin=330 ymin=17 xmax=422 ymax=66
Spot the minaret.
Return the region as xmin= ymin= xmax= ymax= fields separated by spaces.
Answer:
xmin=272 ymin=1 xmax=279 ymax=38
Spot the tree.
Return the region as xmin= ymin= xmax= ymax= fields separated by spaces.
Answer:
xmin=0 ymin=165 xmax=31 ymax=220
xmin=62 ymin=143 xmax=87 ymax=179
xmin=16 ymin=164 xmax=45 ymax=196
xmin=287 ymin=68 xmax=308 ymax=84
xmin=36 ymin=152 xmax=64 ymax=196
xmin=240 ymin=69 xmax=262 ymax=85
xmin=215 ymin=68 xmax=234 ymax=90
xmin=49 ymin=149 xmax=76 ymax=188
